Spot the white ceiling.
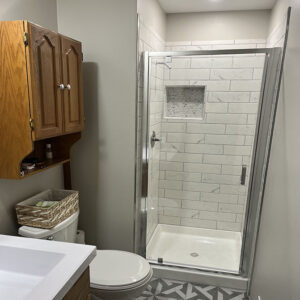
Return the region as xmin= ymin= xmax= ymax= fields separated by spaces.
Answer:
xmin=158 ymin=0 xmax=277 ymax=13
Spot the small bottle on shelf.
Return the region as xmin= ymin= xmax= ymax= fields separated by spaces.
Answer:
xmin=46 ymin=143 xmax=53 ymax=160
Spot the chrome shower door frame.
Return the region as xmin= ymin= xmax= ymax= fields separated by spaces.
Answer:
xmin=135 ymin=48 xmax=283 ymax=281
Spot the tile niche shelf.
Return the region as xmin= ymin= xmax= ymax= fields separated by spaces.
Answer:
xmin=165 ymin=85 xmax=205 ymax=119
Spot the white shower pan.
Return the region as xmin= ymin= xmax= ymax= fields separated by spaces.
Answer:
xmin=147 ymin=224 xmax=242 ymax=273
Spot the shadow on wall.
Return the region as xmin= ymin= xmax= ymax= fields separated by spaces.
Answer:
xmin=70 ymin=62 xmax=101 ymax=247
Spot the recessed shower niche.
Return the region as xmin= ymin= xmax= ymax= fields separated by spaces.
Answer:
xmin=165 ymin=85 xmax=205 ymax=119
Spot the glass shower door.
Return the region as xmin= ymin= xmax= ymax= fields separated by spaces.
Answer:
xmin=143 ymin=51 xmax=267 ymax=273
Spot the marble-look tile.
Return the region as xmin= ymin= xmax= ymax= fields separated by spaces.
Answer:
xmin=166 ymin=86 xmax=205 ymax=119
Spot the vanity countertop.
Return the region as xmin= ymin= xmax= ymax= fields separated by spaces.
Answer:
xmin=0 ymin=234 xmax=96 ymax=300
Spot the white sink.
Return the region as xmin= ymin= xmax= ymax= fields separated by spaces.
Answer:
xmin=0 ymin=246 xmax=64 ymax=299
xmin=0 ymin=235 xmax=96 ymax=300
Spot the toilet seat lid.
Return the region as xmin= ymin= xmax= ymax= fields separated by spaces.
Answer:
xmin=90 ymin=250 xmax=151 ymax=288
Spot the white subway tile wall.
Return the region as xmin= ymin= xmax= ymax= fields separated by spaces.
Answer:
xmin=158 ymin=39 xmax=266 ymax=232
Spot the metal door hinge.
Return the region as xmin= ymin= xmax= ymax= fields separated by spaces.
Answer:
xmin=29 ymin=118 xmax=34 ymax=130
xmin=23 ymin=33 xmax=29 ymax=46
xmin=81 ymin=52 xmax=83 ymax=61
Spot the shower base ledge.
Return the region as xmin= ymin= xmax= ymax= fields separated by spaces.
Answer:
xmin=151 ymin=264 xmax=248 ymax=291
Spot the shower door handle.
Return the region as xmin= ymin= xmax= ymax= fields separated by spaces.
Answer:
xmin=151 ymin=131 xmax=160 ymax=147
xmin=241 ymin=165 xmax=247 ymax=185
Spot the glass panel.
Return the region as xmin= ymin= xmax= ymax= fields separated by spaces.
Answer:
xmin=145 ymin=53 xmax=266 ymax=273
xmin=146 ymin=58 xmax=164 ymax=245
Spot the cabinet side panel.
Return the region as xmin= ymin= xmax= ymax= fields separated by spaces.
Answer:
xmin=62 ymin=267 xmax=90 ymax=300
xmin=0 ymin=21 xmax=33 ymax=179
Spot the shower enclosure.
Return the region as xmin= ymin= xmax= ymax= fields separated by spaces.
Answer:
xmin=135 ymin=47 xmax=283 ymax=281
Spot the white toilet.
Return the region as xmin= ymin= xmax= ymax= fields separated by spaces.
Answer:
xmin=18 ymin=211 xmax=152 ymax=300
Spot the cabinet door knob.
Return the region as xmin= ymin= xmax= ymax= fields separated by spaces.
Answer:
xmin=66 ymin=84 xmax=71 ymax=90
xmin=57 ymin=83 xmax=65 ymax=90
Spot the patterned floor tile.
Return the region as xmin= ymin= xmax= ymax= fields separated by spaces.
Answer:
xmin=136 ymin=278 xmax=246 ymax=300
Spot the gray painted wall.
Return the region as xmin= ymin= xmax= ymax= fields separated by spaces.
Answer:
xmin=166 ymin=10 xmax=271 ymax=41
xmin=0 ymin=0 xmax=64 ymax=235
xmin=0 ymin=0 xmax=58 ymax=31
xmin=56 ymin=0 xmax=137 ymax=251
xmin=250 ymin=0 xmax=300 ymax=299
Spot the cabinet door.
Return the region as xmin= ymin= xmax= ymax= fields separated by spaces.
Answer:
xmin=61 ymin=36 xmax=84 ymax=134
xmin=27 ymin=23 xmax=63 ymax=140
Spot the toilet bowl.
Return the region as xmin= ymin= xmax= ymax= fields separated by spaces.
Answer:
xmin=90 ymin=250 xmax=153 ymax=300
xmin=18 ymin=212 xmax=152 ymax=300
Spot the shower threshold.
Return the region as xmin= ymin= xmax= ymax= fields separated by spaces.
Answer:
xmin=146 ymin=224 xmax=242 ymax=273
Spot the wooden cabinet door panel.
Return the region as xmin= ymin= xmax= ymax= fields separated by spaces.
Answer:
xmin=28 ymin=23 xmax=63 ymax=140
xmin=61 ymin=36 xmax=84 ymax=134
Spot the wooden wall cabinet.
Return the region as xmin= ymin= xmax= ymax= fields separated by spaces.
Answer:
xmin=0 ymin=21 xmax=84 ymax=179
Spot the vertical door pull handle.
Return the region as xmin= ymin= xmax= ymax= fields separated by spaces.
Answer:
xmin=151 ymin=131 xmax=160 ymax=147
xmin=241 ymin=165 xmax=247 ymax=185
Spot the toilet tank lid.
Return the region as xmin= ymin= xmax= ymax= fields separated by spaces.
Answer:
xmin=18 ymin=210 xmax=79 ymax=239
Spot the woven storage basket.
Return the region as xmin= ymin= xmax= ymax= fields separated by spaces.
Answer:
xmin=16 ymin=189 xmax=79 ymax=229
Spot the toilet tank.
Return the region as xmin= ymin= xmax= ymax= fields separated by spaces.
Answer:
xmin=18 ymin=210 xmax=79 ymax=243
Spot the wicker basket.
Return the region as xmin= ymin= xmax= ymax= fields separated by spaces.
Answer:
xmin=16 ymin=189 xmax=79 ymax=229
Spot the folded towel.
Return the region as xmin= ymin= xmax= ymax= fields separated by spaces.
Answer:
xmin=35 ymin=201 xmax=56 ymax=208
